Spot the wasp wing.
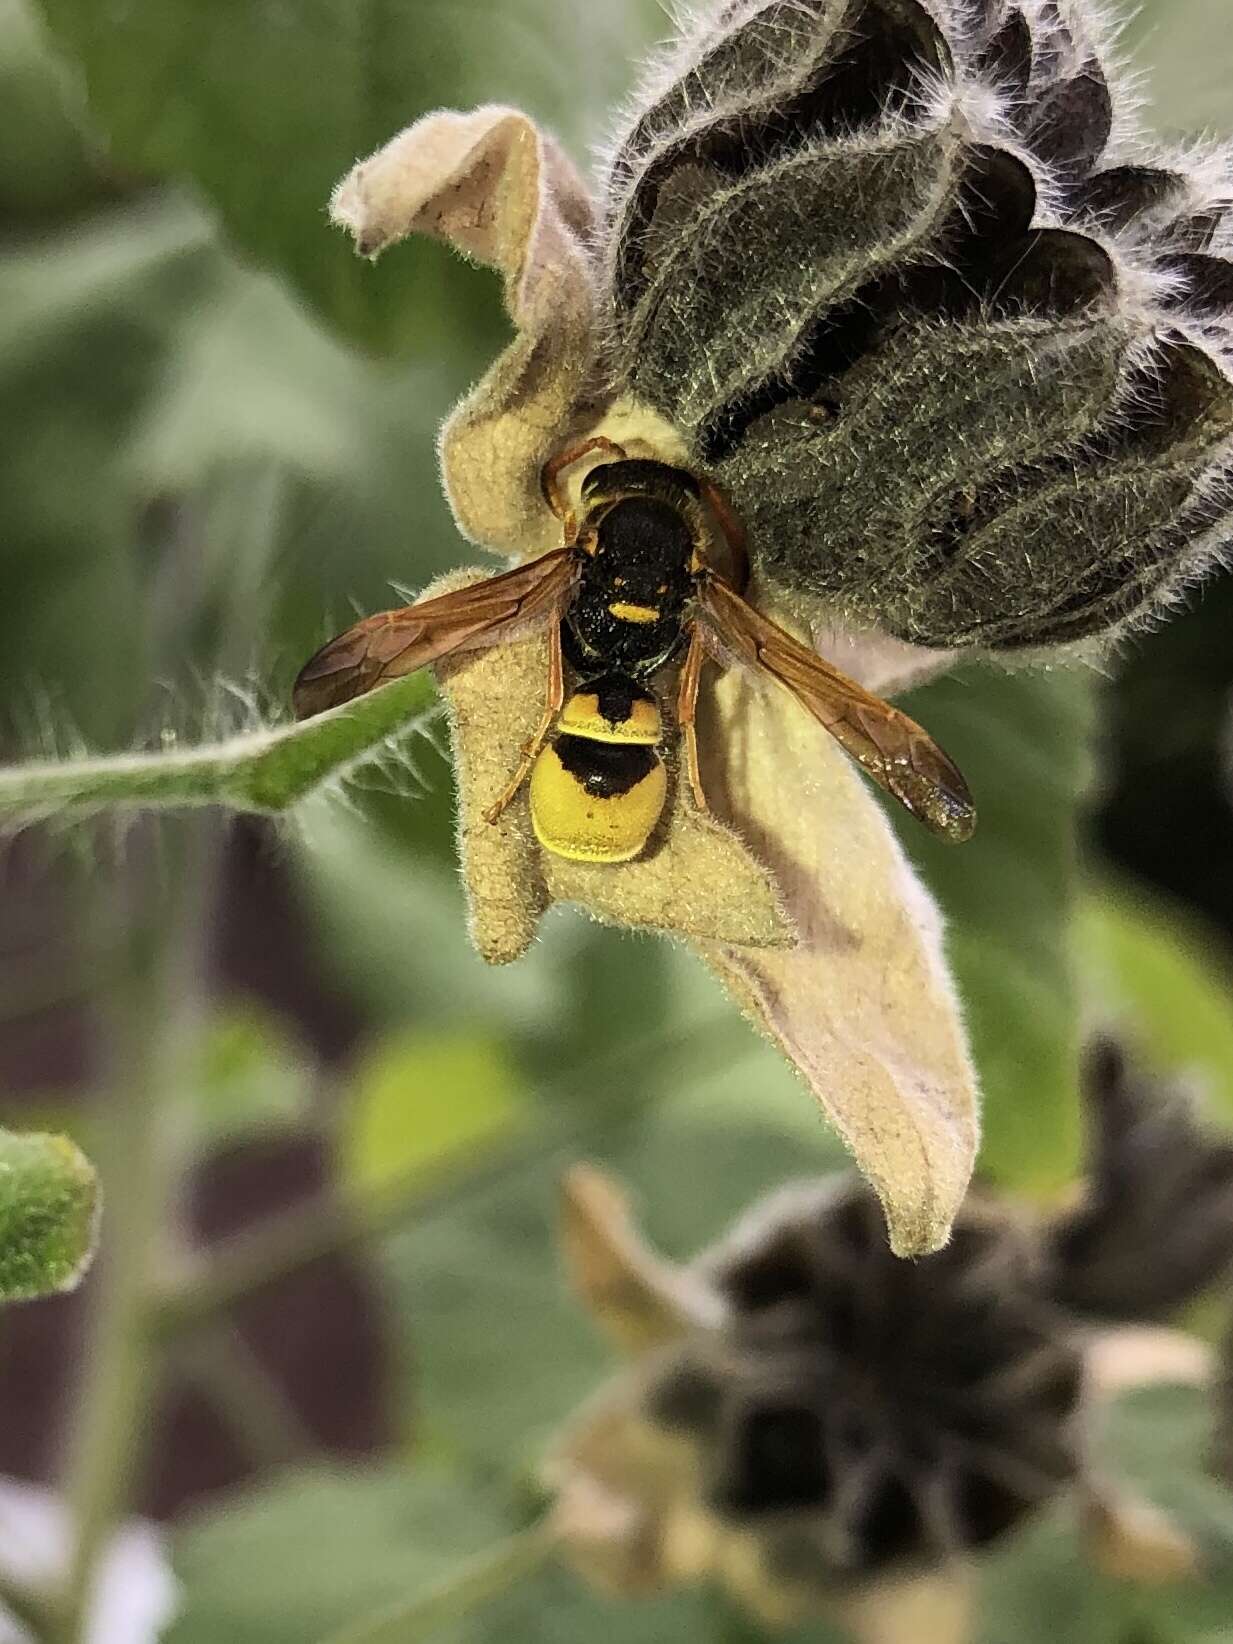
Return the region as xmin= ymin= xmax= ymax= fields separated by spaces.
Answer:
xmin=697 ymin=574 xmax=976 ymax=842
xmin=293 ymin=547 xmax=579 ymax=719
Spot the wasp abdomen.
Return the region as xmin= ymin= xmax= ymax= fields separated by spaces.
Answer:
xmin=530 ymin=678 xmax=668 ymax=863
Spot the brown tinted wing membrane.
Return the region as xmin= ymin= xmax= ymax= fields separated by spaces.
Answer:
xmin=698 ymin=575 xmax=976 ymax=841
xmin=292 ymin=549 xmax=578 ymax=719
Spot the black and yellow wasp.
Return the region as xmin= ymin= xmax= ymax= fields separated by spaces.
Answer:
xmin=293 ymin=435 xmax=975 ymax=863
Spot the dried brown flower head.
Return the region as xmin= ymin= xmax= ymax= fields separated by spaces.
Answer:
xmin=548 ymin=1042 xmax=1232 ymax=1633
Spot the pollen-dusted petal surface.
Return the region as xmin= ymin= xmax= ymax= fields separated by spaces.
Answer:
xmin=695 ymin=611 xmax=979 ymax=1256
xmin=330 ymin=106 xmax=598 ymax=558
xmin=544 ymin=795 xmax=791 ymax=950
xmin=432 ymin=573 xmax=791 ymax=962
xmin=434 ymin=619 xmax=549 ymax=967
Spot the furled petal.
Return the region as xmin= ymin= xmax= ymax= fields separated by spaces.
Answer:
xmin=432 ymin=574 xmax=792 ymax=963
xmin=330 ymin=106 xmax=597 ymax=557
xmin=559 ymin=1165 xmax=719 ymax=1353
xmin=695 ymin=607 xmax=980 ymax=1257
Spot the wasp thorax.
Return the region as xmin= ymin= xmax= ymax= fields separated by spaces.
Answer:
xmin=530 ymin=676 xmax=668 ymax=863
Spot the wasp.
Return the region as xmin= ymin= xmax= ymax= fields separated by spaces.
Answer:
xmin=292 ymin=437 xmax=976 ymax=859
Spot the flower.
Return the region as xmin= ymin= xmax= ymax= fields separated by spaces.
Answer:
xmin=325 ymin=0 xmax=1233 ymax=1254
xmin=546 ymin=1042 xmax=1233 ymax=1634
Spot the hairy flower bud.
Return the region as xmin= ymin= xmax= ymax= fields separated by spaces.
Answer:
xmin=599 ymin=0 xmax=1233 ymax=651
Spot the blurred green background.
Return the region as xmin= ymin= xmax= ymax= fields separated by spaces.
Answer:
xmin=2 ymin=1 xmax=1233 ymax=1641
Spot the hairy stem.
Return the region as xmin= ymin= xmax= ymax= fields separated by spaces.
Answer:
xmin=0 ymin=1572 xmax=55 ymax=1641
xmin=0 ymin=673 xmax=437 ymax=820
xmin=51 ymin=818 xmax=219 ymax=1644
xmin=318 ymin=1518 xmax=560 ymax=1644
xmin=51 ymin=464 xmax=289 ymax=1641
xmin=168 ymin=1328 xmax=318 ymax=1469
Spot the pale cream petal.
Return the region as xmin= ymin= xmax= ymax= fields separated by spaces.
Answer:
xmin=836 ymin=1569 xmax=975 ymax=1644
xmin=544 ymin=800 xmax=791 ymax=950
xmin=1082 ymin=1325 xmax=1214 ymax=1399
xmin=560 ymin=1165 xmax=722 ymax=1354
xmin=1081 ymin=1485 xmax=1202 ymax=1585
xmin=695 ymin=629 xmax=980 ymax=1258
xmin=330 ymin=105 xmax=598 ymax=557
xmin=434 ymin=570 xmax=974 ymax=1253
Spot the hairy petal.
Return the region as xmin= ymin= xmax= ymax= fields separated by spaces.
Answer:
xmin=696 ymin=620 xmax=980 ymax=1256
xmin=330 ymin=106 xmax=598 ymax=557
xmin=432 ymin=573 xmax=791 ymax=963
xmin=436 ymin=575 xmax=975 ymax=1245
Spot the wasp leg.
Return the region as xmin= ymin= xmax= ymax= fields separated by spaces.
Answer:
xmin=540 ymin=436 xmax=629 ymax=540
xmin=483 ymin=614 xmax=566 ymax=825
xmin=698 ymin=477 xmax=750 ymax=593
xmin=675 ymin=624 xmax=710 ymax=813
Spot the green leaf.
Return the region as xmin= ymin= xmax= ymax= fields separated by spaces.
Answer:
xmin=0 ymin=0 xmax=108 ymax=221
xmin=167 ymin=1465 xmax=510 ymax=1644
xmin=194 ymin=1005 xmax=315 ymax=1149
xmin=0 ymin=1128 xmax=99 ymax=1301
xmin=1077 ymin=881 xmax=1233 ymax=1122
xmin=894 ymin=665 xmax=1095 ymax=1194
xmin=378 ymin=958 xmax=847 ymax=1470
xmin=980 ymin=1384 xmax=1233 ymax=1644
xmin=29 ymin=0 xmax=666 ymax=354
xmin=338 ymin=1031 xmax=529 ymax=1198
xmin=0 ymin=192 xmax=220 ymax=743
xmin=1122 ymin=0 xmax=1233 ymax=135
xmin=168 ymin=1460 xmax=841 ymax=1644
xmin=291 ymin=799 xmax=575 ymax=1042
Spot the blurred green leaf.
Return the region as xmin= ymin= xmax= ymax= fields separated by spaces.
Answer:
xmin=292 ymin=798 xmax=685 ymax=1086
xmin=168 ymin=1460 xmax=841 ymax=1644
xmin=0 ymin=24 xmax=477 ymax=744
xmin=0 ymin=194 xmax=219 ymax=741
xmin=167 ymin=1465 xmax=510 ymax=1644
xmin=980 ymin=1384 xmax=1233 ymax=1644
xmin=1121 ymin=0 xmax=1233 ymax=136
xmin=0 ymin=0 xmax=109 ymax=220
xmin=894 ymin=666 xmax=1095 ymax=1195
xmin=1077 ymin=883 xmax=1233 ymax=1122
xmin=0 ymin=1127 xmax=98 ymax=1301
xmin=339 ymin=1030 xmax=529 ymax=1197
xmin=379 ymin=966 xmax=847 ymax=1470
xmin=194 ymin=1005 xmax=315 ymax=1148
xmin=29 ymin=0 xmax=665 ymax=355
xmin=292 ymin=798 xmax=574 ymax=1041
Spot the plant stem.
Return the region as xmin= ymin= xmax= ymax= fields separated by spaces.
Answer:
xmin=51 ymin=817 xmax=218 ymax=1644
xmin=317 ymin=1518 xmax=560 ymax=1644
xmin=0 ymin=1572 xmax=55 ymax=1641
xmin=168 ymin=1327 xmax=318 ymax=1469
xmin=0 ymin=672 xmax=436 ymax=820
xmin=50 ymin=462 xmax=298 ymax=1641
